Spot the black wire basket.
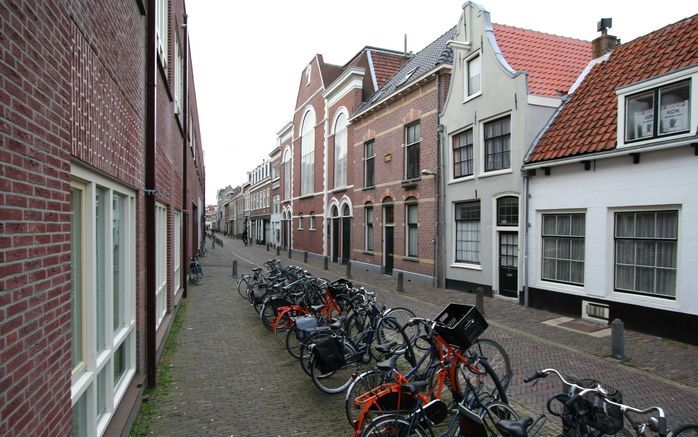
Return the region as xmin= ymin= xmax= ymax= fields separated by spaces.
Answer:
xmin=434 ymin=303 xmax=488 ymax=349
xmin=573 ymin=379 xmax=624 ymax=434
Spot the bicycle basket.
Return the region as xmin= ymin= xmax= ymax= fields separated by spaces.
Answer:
xmin=368 ymin=390 xmax=419 ymax=414
xmin=328 ymin=278 xmax=352 ymax=297
xmin=434 ymin=303 xmax=488 ymax=349
xmin=572 ymin=379 xmax=623 ymax=434
xmin=313 ymin=337 xmax=346 ymax=374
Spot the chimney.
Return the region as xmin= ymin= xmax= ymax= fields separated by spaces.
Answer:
xmin=592 ymin=18 xmax=620 ymax=58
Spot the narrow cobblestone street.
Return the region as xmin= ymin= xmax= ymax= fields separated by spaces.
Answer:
xmin=141 ymin=236 xmax=698 ymax=436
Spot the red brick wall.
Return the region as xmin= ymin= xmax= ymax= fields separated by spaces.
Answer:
xmin=350 ymin=76 xmax=448 ymax=278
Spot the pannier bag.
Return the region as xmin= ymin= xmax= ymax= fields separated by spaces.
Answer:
xmin=313 ymin=336 xmax=346 ymax=374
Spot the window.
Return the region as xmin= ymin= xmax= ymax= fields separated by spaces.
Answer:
xmin=283 ymin=148 xmax=291 ymax=199
xmin=625 ymin=80 xmax=690 ymax=142
xmin=466 ymin=54 xmax=481 ymax=96
xmin=455 ymin=201 xmax=480 ymax=264
xmin=174 ymin=33 xmax=183 ymax=114
xmin=615 ymin=210 xmax=677 ymax=298
xmin=406 ymin=201 xmax=418 ymax=257
xmin=301 ymin=109 xmax=315 ymax=195
xmin=174 ymin=210 xmax=182 ymax=292
xmin=272 ymin=164 xmax=279 ymax=180
xmin=156 ymin=0 xmax=169 ymax=69
xmin=334 ymin=112 xmax=348 ymax=188
xmin=405 ymin=122 xmax=420 ymax=179
xmin=155 ymin=203 xmax=167 ymax=327
xmin=364 ymin=140 xmax=375 ymax=187
xmin=453 ymin=129 xmax=473 ymax=178
xmin=298 ymin=214 xmax=304 ymax=230
xmin=542 ymin=213 xmax=585 ymax=285
xmin=365 ymin=204 xmax=374 ymax=251
xmin=309 ymin=213 xmax=316 ymax=230
xmin=273 ymin=195 xmax=280 ymax=214
xmin=305 ymin=64 xmax=312 ymax=85
xmin=484 ymin=116 xmax=511 ymax=172
xmin=497 ymin=196 xmax=518 ymax=226
xmin=70 ymin=167 xmax=136 ymax=437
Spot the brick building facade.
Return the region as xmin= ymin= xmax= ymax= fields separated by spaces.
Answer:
xmin=0 ymin=0 xmax=205 ymax=436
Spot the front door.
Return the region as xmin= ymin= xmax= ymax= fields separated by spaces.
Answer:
xmin=332 ymin=218 xmax=339 ymax=263
xmin=384 ymin=226 xmax=394 ymax=275
xmin=498 ymin=232 xmax=518 ymax=298
xmin=341 ymin=216 xmax=350 ymax=264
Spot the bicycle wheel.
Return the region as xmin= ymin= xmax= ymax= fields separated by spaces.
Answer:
xmin=467 ymin=338 xmax=512 ymax=390
xmin=237 ymin=276 xmax=250 ymax=299
xmin=454 ymin=356 xmax=508 ymax=405
xmin=300 ymin=330 xmax=332 ymax=376
xmin=285 ymin=325 xmax=302 ymax=359
xmin=361 ymin=414 xmax=429 ymax=437
xmin=345 ymin=369 xmax=392 ymax=426
xmin=673 ymin=425 xmax=698 ymax=437
xmin=481 ymin=401 xmax=519 ymax=437
xmin=190 ymin=268 xmax=203 ymax=285
xmin=272 ymin=311 xmax=295 ymax=346
xmin=260 ymin=297 xmax=290 ymax=331
xmin=377 ymin=307 xmax=416 ymax=347
xmin=310 ymin=340 xmax=359 ymax=394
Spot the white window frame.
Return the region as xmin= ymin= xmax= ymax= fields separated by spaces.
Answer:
xmin=616 ymin=67 xmax=697 ymax=149
xmin=333 ymin=110 xmax=348 ymax=189
xmin=70 ymin=165 xmax=136 ymax=437
xmin=156 ymin=0 xmax=169 ymax=71
xmin=298 ymin=214 xmax=304 ymax=230
xmin=464 ymin=51 xmax=481 ymax=101
xmin=364 ymin=140 xmax=375 ymax=187
xmin=482 ymin=115 xmax=511 ymax=174
xmin=541 ymin=212 xmax=586 ymax=286
xmin=174 ymin=211 xmax=182 ymax=292
xmin=365 ymin=204 xmax=374 ymax=252
xmin=174 ymin=32 xmax=183 ymax=114
xmin=405 ymin=122 xmax=420 ymax=180
xmin=283 ymin=148 xmax=291 ymax=199
xmin=300 ymin=108 xmax=316 ymax=196
xmin=406 ymin=201 xmax=418 ymax=258
xmin=454 ymin=200 xmax=481 ymax=266
xmin=309 ymin=213 xmax=316 ymax=230
xmin=155 ymin=203 xmax=167 ymax=328
xmin=452 ymin=128 xmax=474 ymax=180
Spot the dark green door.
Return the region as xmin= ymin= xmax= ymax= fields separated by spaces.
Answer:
xmin=341 ymin=217 xmax=350 ymax=264
xmin=332 ymin=219 xmax=339 ymax=263
xmin=499 ymin=232 xmax=518 ymax=298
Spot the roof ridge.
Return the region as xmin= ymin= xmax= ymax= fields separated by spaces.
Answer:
xmin=492 ymin=22 xmax=589 ymax=43
xmin=612 ymin=13 xmax=697 ymax=52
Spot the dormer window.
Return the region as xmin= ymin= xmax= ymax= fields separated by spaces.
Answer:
xmin=624 ymin=79 xmax=690 ymax=143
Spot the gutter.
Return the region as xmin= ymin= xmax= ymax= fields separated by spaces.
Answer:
xmin=522 ymin=168 xmax=530 ymax=307
xmin=182 ymin=13 xmax=189 ymax=299
xmin=145 ymin=0 xmax=157 ymax=388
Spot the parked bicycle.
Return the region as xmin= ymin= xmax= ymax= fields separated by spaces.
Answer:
xmin=189 ymin=257 xmax=203 ymax=285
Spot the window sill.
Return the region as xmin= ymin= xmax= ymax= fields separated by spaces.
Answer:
xmin=362 ymin=250 xmax=375 ymax=256
xmin=362 ymin=185 xmax=375 ymax=191
xmin=462 ymin=91 xmax=481 ymax=104
xmin=402 ymin=256 xmax=419 ymax=262
xmin=401 ymin=178 xmax=421 ymax=189
xmin=478 ymin=169 xmax=513 ymax=179
xmin=448 ymin=175 xmax=475 ymax=185
xmin=331 ymin=187 xmax=348 ymax=194
xmin=298 ymin=194 xmax=314 ymax=200
xmin=450 ymin=263 xmax=481 ymax=271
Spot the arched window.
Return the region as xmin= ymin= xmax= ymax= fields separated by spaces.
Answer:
xmin=283 ymin=148 xmax=291 ymax=199
xmin=334 ymin=112 xmax=348 ymax=188
xmin=342 ymin=204 xmax=351 ymax=217
xmin=301 ymin=109 xmax=315 ymax=195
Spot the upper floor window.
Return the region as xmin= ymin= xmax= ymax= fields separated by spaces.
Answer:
xmin=466 ymin=54 xmax=481 ymax=97
xmin=542 ymin=213 xmax=585 ymax=285
xmin=365 ymin=203 xmax=374 ymax=251
xmin=309 ymin=213 xmax=316 ymax=230
xmin=453 ymin=129 xmax=473 ymax=179
xmin=272 ymin=164 xmax=279 ymax=180
xmin=615 ymin=210 xmax=677 ymax=298
xmin=156 ymin=0 xmax=169 ymax=70
xmin=301 ymin=109 xmax=315 ymax=196
xmin=406 ymin=201 xmax=418 ymax=258
xmin=283 ymin=148 xmax=291 ymax=200
xmin=625 ymin=80 xmax=690 ymax=142
xmin=405 ymin=122 xmax=420 ymax=180
xmin=334 ymin=112 xmax=348 ymax=189
xmin=364 ymin=140 xmax=375 ymax=187
xmin=174 ymin=32 xmax=183 ymax=114
xmin=497 ymin=196 xmax=518 ymax=226
xmin=484 ymin=116 xmax=511 ymax=172
xmin=298 ymin=214 xmax=304 ymax=230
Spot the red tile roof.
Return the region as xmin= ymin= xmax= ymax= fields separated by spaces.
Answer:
xmin=493 ymin=24 xmax=591 ymax=97
xmin=527 ymin=15 xmax=698 ymax=164
xmin=369 ymin=50 xmax=410 ymax=87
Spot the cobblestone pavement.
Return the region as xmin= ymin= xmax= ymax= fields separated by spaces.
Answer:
xmin=143 ymin=236 xmax=698 ymax=436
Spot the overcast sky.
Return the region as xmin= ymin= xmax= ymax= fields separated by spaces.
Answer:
xmin=186 ymin=0 xmax=695 ymax=204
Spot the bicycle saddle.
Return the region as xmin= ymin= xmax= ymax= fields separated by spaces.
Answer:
xmin=400 ymin=380 xmax=429 ymax=394
xmin=376 ymin=354 xmax=400 ymax=371
xmin=496 ymin=417 xmax=533 ymax=437
xmin=374 ymin=341 xmax=397 ymax=354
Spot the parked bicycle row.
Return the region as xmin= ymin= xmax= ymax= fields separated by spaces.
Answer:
xmin=234 ymin=259 xmax=697 ymax=437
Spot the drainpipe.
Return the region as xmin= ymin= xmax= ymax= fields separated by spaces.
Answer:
xmin=522 ymin=169 xmax=530 ymax=307
xmin=145 ymin=0 xmax=157 ymax=388
xmin=182 ymin=13 xmax=189 ymax=299
xmin=435 ymin=72 xmax=444 ymax=289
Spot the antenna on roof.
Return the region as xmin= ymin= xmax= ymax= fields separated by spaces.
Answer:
xmin=597 ymin=18 xmax=612 ymax=35
xmin=404 ymin=34 xmax=407 ymax=56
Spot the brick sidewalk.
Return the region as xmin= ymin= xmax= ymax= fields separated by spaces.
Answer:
xmin=141 ymin=236 xmax=698 ymax=436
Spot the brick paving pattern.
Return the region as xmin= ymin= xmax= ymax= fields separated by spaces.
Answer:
xmin=142 ymin=236 xmax=698 ymax=436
